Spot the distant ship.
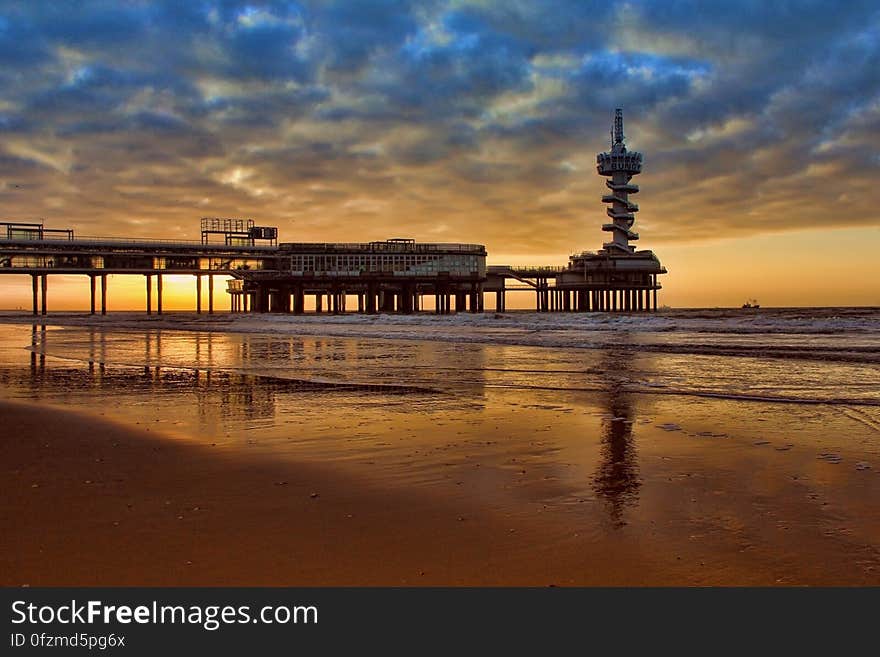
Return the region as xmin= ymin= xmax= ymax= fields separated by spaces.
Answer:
xmin=742 ymin=299 xmax=760 ymax=309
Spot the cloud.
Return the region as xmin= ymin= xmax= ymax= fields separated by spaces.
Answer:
xmin=0 ymin=0 xmax=876 ymax=254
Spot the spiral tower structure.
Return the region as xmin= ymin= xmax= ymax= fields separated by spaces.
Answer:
xmin=597 ymin=109 xmax=642 ymax=254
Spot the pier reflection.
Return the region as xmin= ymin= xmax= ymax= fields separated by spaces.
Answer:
xmin=592 ymin=348 xmax=641 ymax=526
xmin=0 ymin=324 xmax=476 ymax=439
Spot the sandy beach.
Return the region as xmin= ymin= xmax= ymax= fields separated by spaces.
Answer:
xmin=2 ymin=311 xmax=879 ymax=586
xmin=2 ymin=399 xmax=672 ymax=586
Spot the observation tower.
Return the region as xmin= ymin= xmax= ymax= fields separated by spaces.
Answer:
xmin=598 ymin=109 xmax=642 ymax=254
xmin=558 ymin=108 xmax=667 ymax=311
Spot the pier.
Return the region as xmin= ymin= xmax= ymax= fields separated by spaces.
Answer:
xmin=0 ymin=221 xmax=487 ymax=315
xmin=0 ymin=111 xmax=666 ymax=315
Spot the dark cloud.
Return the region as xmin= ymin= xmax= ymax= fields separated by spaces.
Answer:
xmin=304 ymin=0 xmax=427 ymax=73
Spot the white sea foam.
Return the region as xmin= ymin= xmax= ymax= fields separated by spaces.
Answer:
xmin=3 ymin=308 xmax=877 ymax=362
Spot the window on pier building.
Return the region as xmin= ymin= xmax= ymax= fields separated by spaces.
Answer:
xmin=283 ymin=250 xmax=481 ymax=276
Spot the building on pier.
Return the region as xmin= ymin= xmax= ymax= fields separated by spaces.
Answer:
xmin=230 ymin=239 xmax=487 ymax=314
xmin=559 ymin=107 xmax=667 ymax=311
xmin=485 ymin=108 xmax=667 ymax=312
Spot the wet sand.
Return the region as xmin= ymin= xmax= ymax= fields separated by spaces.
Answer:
xmin=2 ymin=399 xmax=674 ymax=586
xmin=4 ymin=396 xmax=880 ymax=586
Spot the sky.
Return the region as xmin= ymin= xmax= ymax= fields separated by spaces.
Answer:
xmin=0 ymin=0 xmax=878 ymax=309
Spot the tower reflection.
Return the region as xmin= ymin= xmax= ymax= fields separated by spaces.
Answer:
xmin=592 ymin=348 xmax=641 ymax=526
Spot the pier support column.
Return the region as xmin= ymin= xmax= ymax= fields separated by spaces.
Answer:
xmin=101 ymin=275 xmax=107 ymax=315
xmin=208 ymin=275 xmax=214 ymax=314
xmin=40 ymin=274 xmax=47 ymax=316
xmin=157 ymin=274 xmax=163 ymax=315
xmin=196 ymin=275 xmax=202 ymax=314
xmin=652 ymin=275 xmax=658 ymax=312
xmin=399 ymin=288 xmax=409 ymax=314
xmin=259 ymin=285 xmax=270 ymax=313
xmin=89 ymin=275 xmax=96 ymax=315
xmin=146 ymin=275 xmax=152 ymax=315
xmin=30 ymin=275 xmax=38 ymax=315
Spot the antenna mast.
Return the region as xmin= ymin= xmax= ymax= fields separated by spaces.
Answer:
xmin=614 ymin=108 xmax=625 ymax=147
